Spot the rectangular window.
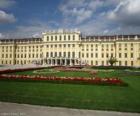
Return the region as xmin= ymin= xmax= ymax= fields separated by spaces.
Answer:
xmin=68 ymin=35 xmax=70 ymax=40
xmin=102 ymin=61 xmax=104 ymax=65
xmin=131 ymin=53 xmax=133 ymax=58
xmin=82 ymin=53 xmax=84 ymax=58
xmin=51 ymin=36 xmax=53 ymax=41
xmin=125 ymin=61 xmax=127 ymax=66
xmin=131 ymin=61 xmax=133 ymax=66
xmin=73 ymin=35 xmax=75 ymax=40
xmin=102 ymin=53 xmax=104 ymax=58
xmin=119 ymin=53 xmax=121 ymax=58
xmin=59 ymin=52 xmax=61 ymax=57
xmin=106 ymin=53 xmax=109 ymax=58
xmin=68 ymin=52 xmax=70 ymax=57
xmin=125 ymin=53 xmax=127 ymax=58
xmin=64 ymin=52 xmax=66 ymax=57
xmin=95 ymin=53 xmax=98 ymax=58
xmin=60 ymin=35 xmax=61 ymax=41
xmin=55 ymin=52 xmax=57 ymax=57
xmin=64 ymin=35 xmax=66 ymax=40
xmin=91 ymin=53 xmax=93 ymax=58
xmin=46 ymin=52 xmax=48 ymax=57
xmin=96 ymin=61 xmax=98 ymax=65
xmin=47 ymin=36 xmax=49 ymax=41
xmin=119 ymin=61 xmax=121 ymax=66
xmin=51 ymin=52 xmax=53 ymax=57
xmin=72 ymin=52 xmax=75 ymax=58
xmin=55 ymin=36 xmax=57 ymax=41
xmin=91 ymin=61 xmax=93 ymax=65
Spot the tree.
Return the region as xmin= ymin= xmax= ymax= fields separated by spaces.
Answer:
xmin=108 ymin=57 xmax=118 ymax=66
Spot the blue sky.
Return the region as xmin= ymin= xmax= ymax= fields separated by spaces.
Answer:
xmin=0 ymin=0 xmax=140 ymax=38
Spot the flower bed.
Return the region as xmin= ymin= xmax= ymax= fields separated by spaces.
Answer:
xmin=54 ymin=67 xmax=97 ymax=76
xmin=0 ymin=74 xmax=127 ymax=86
xmin=0 ymin=67 xmax=46 ymax=74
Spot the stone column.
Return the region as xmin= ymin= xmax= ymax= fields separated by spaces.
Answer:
xmin=65 ymin=58 xmax=67 ymax=65
xmin=70 ymin=59 xmax=72 ymax=66
xmin=55 ymin=59 xmax=57 ymax=66
xmin=60 ymin=58 xmax=62 ymax=66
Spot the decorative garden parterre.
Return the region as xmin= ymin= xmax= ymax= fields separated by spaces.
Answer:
xmin=0 ymin=66 xmax=127 ymax=86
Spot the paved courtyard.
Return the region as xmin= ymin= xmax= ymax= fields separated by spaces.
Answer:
xmin=0 ymin=102 xmax=140 ymax=116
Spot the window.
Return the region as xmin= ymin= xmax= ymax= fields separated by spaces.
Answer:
xmin=131 ymin=53 xmax=133 ymax=58
xmin=125 ymin=43 xmax=127 ymax=47
xmin=96 ymin=61 xmax=98 ymax=65
xmin=55 ymin=52 xmax=57 ymax=57
xmin=102 ymin=53 xmax=104 ymax=58
xmin=68 ymin=35 xmax=70 ymax=40
xmin=91 ymin=53 xmax=93 ymax=58
xmin=46 ymin=52 xmax=49 ymax=57
xmin=79 ymin=52 xmax=81 ymax=58
xmin=95 ymin=53 xmax=98 ymax=58
xmin=60 ymin=35 xmax=61 ymax=41
xmin=72 ymin=52 xmax=75 ymax=58
xmin=47 ymin=36 xmax=49 ymax=41
xmin=86 ymin=53 xmax=89 ymax=57
xmin=73 ymin=35 xmax=75 ymax=40
xmin=131 ymin=43 xmax=133 ymax=47
xmin=119 ymin=53 xmax=121 ymax=58
xmin=125 ymin=53 xmax=127 ymax=58
xmin=82 ymin=53 xmax=84 ymax=58
xmin=131 ymin=61 xmax=133 ymax=66
xmin=125 ymin=61 xmax=127 ymax=66
xmin=102 ymin=61 xmax=104 ymax=65
xmin=91 ymin=61 xmax=93 ymax=65
xmin=106 ymin=53 xmax=109 ymax=58
xmin=64 ymin=35 xmax=66 ymax=40
xmin=59 ymin=52 xmax=61 ymax=57
xmin=64 ymin=52 xmax=66 ymax=57
xmin=119 ymin=61 xmax=121 ymax=66
xmin=68 ymin=52 xmax=70 ymax=57
xmin=55 ymin=36 xmax=57 ymax=41
xmin=51 ymin=52 xmax=53 ymax=57
xmin=51 ymin=36 xmax=53 ymax=41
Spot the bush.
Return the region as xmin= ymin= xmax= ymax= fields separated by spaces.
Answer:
xmin=91 ymin=66 xmax=138 ymax=70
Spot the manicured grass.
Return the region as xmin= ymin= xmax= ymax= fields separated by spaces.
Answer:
xmin=0 ymin=69 xmax=140 ymax=112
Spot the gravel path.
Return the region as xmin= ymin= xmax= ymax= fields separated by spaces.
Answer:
xmin=0 ymin=102 xmax=140 ymax=116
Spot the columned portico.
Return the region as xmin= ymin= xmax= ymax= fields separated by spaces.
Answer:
xmin=45 ymin=57 xmax=80 ymax=66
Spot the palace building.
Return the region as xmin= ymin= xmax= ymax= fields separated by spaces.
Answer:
xmin=0 ymin=29 xmax=140 ymax=67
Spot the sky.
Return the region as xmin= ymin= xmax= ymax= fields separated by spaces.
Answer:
xmin=0 ymin=0 xmax=140 ymax=38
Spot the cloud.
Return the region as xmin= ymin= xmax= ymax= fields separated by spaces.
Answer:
xmin=0 ymin=10 xmax=16 ymax=23
xmin=0 ymin=0 xmax=16 ymax=9
xmin=107 ymin=0 xmax=140 ymax=26
xmin=3 ymin=21 xmax=53 ymax=38
xmin=59 ymin=0 xmax=121 ymax=25
xmin=0 ymin=33 xmax=5 ymax=38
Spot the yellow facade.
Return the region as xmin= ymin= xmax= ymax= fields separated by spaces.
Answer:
xmin=0 ymin=30 xmax=140 ymax=67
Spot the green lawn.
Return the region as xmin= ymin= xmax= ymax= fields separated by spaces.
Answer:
xmin=0 ymin=69 xmax=140 ymax=112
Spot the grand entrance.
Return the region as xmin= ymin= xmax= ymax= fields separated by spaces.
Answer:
xmin=45 ymin=57 xmax=80 ymax=66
